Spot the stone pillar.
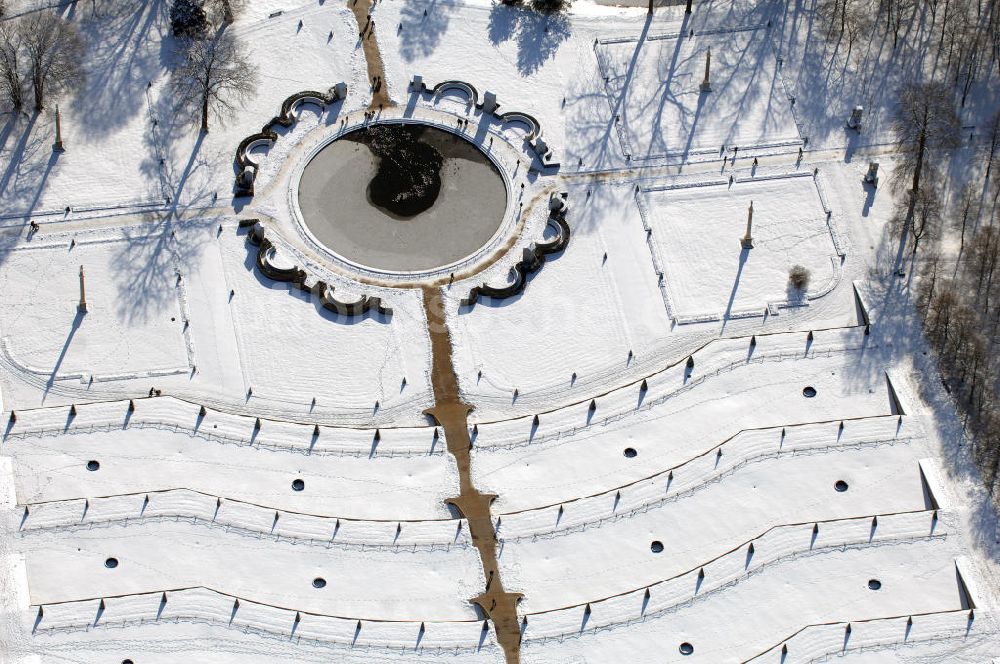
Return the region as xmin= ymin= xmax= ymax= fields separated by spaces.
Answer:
xmin=700 ymin=48 xmax=712 ymax=93
xmin=53 ymin=105 xmax=65 ymax=152
xmin=78 ymin=265 xmax=88 ymax=314
xmin=865 ymin=161 xmax=880 ymax=187
xmin=741 ymin=201 xmax=754 ymax=248
xmin=848 ymin=105 xmax=864 ymax=131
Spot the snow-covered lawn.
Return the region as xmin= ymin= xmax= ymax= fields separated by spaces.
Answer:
xmin=218 ymin=230 xmax=435 ymax=417
xmin=473 ymin=344 xmax=893 ymax=511
xmin=520 ymin=537 xmax=963 ymax=663
xmin=7 ymin=426 xmax=458 ymax=520
xmin=0 ymin=232 xmax=190 ymax=383
xmin=642 ymin=173 xmax=840 ymax=320
xmin=21 ymin=522 xmax=483 ymax=620
xmin=0 ymin=219 xmax=435 ymax=424
xmin=596 ymin=25 xmax=801 ymax=161
xmin=450 ymin=180 xmax=670 ymax=413
xmin=500 ymin=442 xmax=928 ymax=612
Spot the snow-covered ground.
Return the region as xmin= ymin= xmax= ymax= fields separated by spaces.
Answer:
xmin=595 ymin=24 xmax=802 ymax=161
xmin=0 ymin=0 xmax=998 ymax=662
xmin=642 ymin=172 xmax=840 ymax=319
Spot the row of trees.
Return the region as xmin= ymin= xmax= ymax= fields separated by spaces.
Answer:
xmin=0 ymin=1 xmax=257 ymax=134
xmin=818 ymin=0 xmax=1000 ymax=106
xmin=917 ymin=212 xmax=1000 ymax=491
xmin=886 ymin=79 xmax=1000 ymax=255
xmin=886 ymin=81 xmax=962 ymax=254
xmin=884 ymin=74 xmax=1000 ymax=495
xmin=0 ymin=11 xmax=83 ymax=114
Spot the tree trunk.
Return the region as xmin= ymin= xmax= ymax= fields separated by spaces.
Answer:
xmin=3 ymin=70 xmax=22 ymax=112
xmin=913 ymin=132 xmax=926 ymax=194
xmin=968 ymin=355 xmax=980 ymax=405
xmin=992 ymin=451 xmax=1000 ymax=496
xmin=961 ymin=43 xmax=978 ymax=106
xmin=986 ymin=135 xmax=997 ymax=182
xmin=201 ymin=95 xmax=209 ymax=133
xmin=905 ymin=129 xmax=928 ymax=241
xmin=939 ymin=0 xmax=950 ymax=54
xmin=33 ymin=75 xmax=43 ymax=111
xmin=960 ymin=212 xmax=968 ymax=253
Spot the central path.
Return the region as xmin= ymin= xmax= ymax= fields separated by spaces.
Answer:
xmin=346 ymin=5 xmax=522 ymax=655
xmin=422 ymin=287 xmax=523 ymax=664
xmin=348 ymin=0 xmax=392 ymax=109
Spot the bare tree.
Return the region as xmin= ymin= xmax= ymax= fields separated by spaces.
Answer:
xmin=171 ymin=33 xmax=257 ymax=133
xmin=976 ymin=410 xmax=1000 ymax=494
xmin=891 ymin=81 xmax=960 ymax=230
xmin=818 ymin=0 xmax=876 ymax=54
xmin=19 ymin=11 xmax=84 ymax=112
xmin=967 ymin=224 xmax=1000 ymax=312
xmin=915 ymin=245 xmax=945 ymax=314
xmin=0 ymin=21 xmax=24 ymax=113
xmin=940 ymin=0 xmax=973 ymax=74
xmin=955 ymin=17 xmax=987 ymax=107
xmin=892 ymin=185 xmax=943 ymax=253
xmin=935 ymin=0 xmax=952 ymax=54
xmin=818 ymin=0 xmax=851 ymax=36
xmin=925 ymin=279 xmax=959 ymax=350
xmin=881 ymin=0 xmax=916 ymax=49
xmin=985 ymin=0 xmax=1000 ymax=78
xmin=985 ymin=108 xmax=1000 ymax=183
xmin=960 ymin=329 xmax=989 ymax=408
xmin=844 ymin=0 xmax=876 ymax=56
xmin=953 ymin=183 xmax=978 ymax=254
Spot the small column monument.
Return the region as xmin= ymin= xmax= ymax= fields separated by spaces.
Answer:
xmin=847 ymin=105 xmax=864 ymax=131
xmin=741 ymin=201 xmax=754 ymax=248
xmin=53 ymin=106 xmax=65 ymax=152
xmin=78 ymin=265 xmax=88 ymax=314
xmin=864 ymin=161 xmax=880 ymax=187
xmin=700 ymin=47 xmax=712 ymax=93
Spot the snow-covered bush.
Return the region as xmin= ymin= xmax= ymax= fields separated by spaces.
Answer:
xmin=788 ymin=265 xmax=811 ymax=291
xmin=532 ymin=0 xmax=571 ymax=11
xmin=500 ymin=0 xmax=572 ymax=11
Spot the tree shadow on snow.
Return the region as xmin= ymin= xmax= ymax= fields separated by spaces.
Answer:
xmin=110 ymin=211 xmax=217 ymax=327
xmin=487 ymin=3 xmax=571 ymax=76
xmin=70 ymin=0 xmax=170 ymax=139
xmin=0 ymin=113 xmax=59 ymax=262
xmin=398 ymin=0 xmax=456 ymax=62
xmin=117 ymin=86 xmax=220 ymax=326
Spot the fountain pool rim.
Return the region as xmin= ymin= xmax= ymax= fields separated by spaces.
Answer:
xmin=289 ymin=118 xmax=517 ymax=280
